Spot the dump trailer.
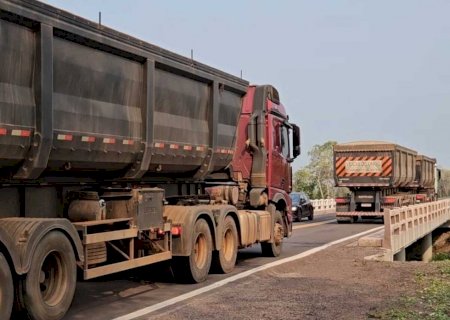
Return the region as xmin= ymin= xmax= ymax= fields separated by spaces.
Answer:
xmin=334 ymin=141 xmax=436 ymax=223
xmin=0 ymin=1 xmax=301 ymax=319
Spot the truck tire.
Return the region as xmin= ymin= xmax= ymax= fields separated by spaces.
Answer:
xmin=173 ymin=219 xmax=212 ymax=283
xmin=0 ymin=252 xmax=13 ymax=320
xmin=212 ymin=216 xmax=238 ymax=274
xmin=20 ymin=231 xmax=76 ymax=320
xmin=261 ymin=210 xmax=284 ymax=257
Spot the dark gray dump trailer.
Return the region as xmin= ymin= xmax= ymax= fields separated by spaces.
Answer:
xmin=0 ymin=1 xmax=300 ymax=319
xmin=0 ymin=0 xmax=247 ymax=182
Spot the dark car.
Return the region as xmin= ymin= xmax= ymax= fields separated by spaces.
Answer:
xmin=290 ymin=192 xmax=314 ymax=222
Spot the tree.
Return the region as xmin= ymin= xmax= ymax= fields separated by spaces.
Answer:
xmin=307 ymin=141 xmax=336 ymax=199
xmin=438 ymin=168 xmax=450 ymax=198
xmin=293 ymin=140 xmax=347 ymax=199
xmin=293 ymin=168 xmax=316 ymax=198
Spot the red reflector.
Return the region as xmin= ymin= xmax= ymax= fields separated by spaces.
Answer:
xmin=335 ymin=198 xmax=348 ymax=204
xmin=171 ymin=226 xmax=182 ymax=236
xmin=383 ymin=197 xmax=396 ymax=204
xmin=0 ymin=128 xmax=6 ymax=135
xmin=416 ymin=194 xmax=425 ymax=200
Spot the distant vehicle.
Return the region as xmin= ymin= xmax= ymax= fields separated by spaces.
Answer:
xmin=333 ymin=141 xmax=438 ymax=223
xmin=290 ymin=192 xmax=314 ymax=221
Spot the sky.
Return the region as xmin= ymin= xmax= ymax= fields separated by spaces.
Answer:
xmin=43 ymin=0 xmax=450 ymax=171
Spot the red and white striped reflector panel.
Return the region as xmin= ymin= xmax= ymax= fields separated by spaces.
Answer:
xmin=196 ymin=146 xmax=205 ymax=152
xmin=81 ymin=136 xmax=96 ymax=143
xmin=154 ymin=142 xmax=165 ymax=148
xmin=123 ymin=140 xmax=135 ymax=145
xmin=183 ymin=145 xmax=193 ymax=151
xmin=103 ymin=138 xmax=116 ymax=144
xmin=169 ymin=144 xmax=179 ymax=150
xmin=57 ymin=134 xmax=73 ymax=141
xmin=11 ymin=129 xmax=31 ymax=137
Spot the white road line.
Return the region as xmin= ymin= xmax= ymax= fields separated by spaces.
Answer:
xmin=293 ymin=219 xmax=335 ymax=230
xmin=113 ymin=226 xmax=383 ymax=320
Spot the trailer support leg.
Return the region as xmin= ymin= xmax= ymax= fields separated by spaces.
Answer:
xmin=350 ymin=193 xmax=356 ymax=212
xmin=375 ymin=191 xmax=381 ymax=212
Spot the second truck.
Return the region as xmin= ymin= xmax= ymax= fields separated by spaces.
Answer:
xmin=333 ymin=141 xmax=437 ymax=223
xmin=0 ymin=1 xmax=301 ymax=319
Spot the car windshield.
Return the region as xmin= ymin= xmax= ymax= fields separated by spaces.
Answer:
xmin=290 ymin=193 xmax=301 ymax=203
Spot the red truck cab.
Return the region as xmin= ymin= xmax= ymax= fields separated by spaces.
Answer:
xmin=231 ymin=85 xmax=301 ymax=233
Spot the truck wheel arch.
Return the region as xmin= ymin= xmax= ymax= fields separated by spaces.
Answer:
xmin=0 ymin=218 xmax=84 ymax=275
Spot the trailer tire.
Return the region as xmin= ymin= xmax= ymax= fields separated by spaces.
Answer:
xmin=212 ymin=216 xmax=238 ymax=274
xmin=0 ymin=252 xmax=13 ymax=320
xmin=21 ymin=231 xmax=76 ymax=320
xmin=261 ymin=210 xmax=284 ymax=257
xmin=173 ymin=219 xmax=212 ymax=283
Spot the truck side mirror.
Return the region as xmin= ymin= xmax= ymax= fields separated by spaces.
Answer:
xmin=292 ymin=124 xmax=301 ymax=159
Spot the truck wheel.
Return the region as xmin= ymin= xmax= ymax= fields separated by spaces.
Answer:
xmin=0 ymin=252 xmax=13 ymax=320
xmin=261 ymin=210 xmax=284 ymax=257
xmin=212 ymin=216 xmax=238 ymax=274
xmin=21 ymin=231 xmax=76 ymax=320
xmin=173 ymin=219 xmax=212 ymax=283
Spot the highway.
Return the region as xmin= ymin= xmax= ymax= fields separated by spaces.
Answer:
xmin=65 ymin=213 xmax=381 ymax=320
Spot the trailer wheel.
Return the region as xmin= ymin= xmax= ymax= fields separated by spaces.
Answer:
xmin=0 ymin=252 xmax=13 ymax=320
xmin=261 ymin=210 xmax=284 ymax=257
xmin=212 ymin=216 xmax=238 ymax=274
xmin=173 ymin=219 xmax=212 ymax=283
xmin=21 ymin=231 xmax=76 ymax=320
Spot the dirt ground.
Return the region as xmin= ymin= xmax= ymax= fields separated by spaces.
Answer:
xmin=150 ymin=240 xmax=443 ymax=320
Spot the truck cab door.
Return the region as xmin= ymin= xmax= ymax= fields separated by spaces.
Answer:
xmin=269 ymin=117 xmax=291 ymax=193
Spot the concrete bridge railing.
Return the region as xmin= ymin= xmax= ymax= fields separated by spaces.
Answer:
xmin=383 ymin=199 xmax=450 ymax=261
xmin=311 ymin=199 xmax=336 ymax=213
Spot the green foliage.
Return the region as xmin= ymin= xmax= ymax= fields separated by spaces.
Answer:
xmin=370 ymin=261 xmax=450 ymax=319
xmin=293 ymin=140 xmax=349 ymax=199
xmin=293 ymin=168 xmax=316 ymax=198
xmin=433 ymin=252 xmax=450 ymax=261
xmin=438 ymin=168 xmax=450 ymax=198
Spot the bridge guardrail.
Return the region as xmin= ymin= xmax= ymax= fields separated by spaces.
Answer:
xmin=383 ymin=199 xmax=450 ymax=256
xmin=311 ymin=199 xmax=336 ymax=213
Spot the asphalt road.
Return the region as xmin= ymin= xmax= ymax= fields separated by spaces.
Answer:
xmin=65 ymin=213 xmax=381 ymax=320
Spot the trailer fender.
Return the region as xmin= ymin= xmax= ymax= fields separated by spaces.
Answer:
xmin=0 ymin=218 xmax=84 ymax=275
xmin=165 ymin=205 xmax=236 ymax=256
